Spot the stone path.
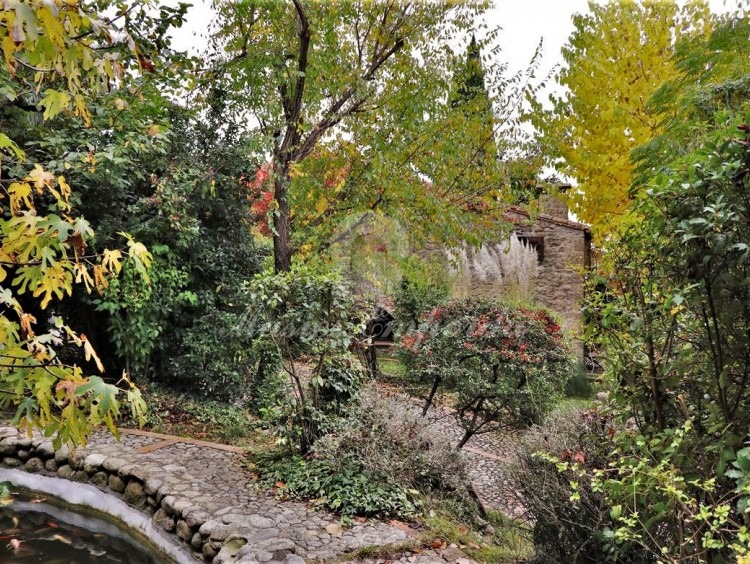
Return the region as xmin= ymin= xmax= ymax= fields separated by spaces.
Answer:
xmin=389 ymin=393 xmax=522 ymax=518
xmin=0 ymin=425 xmax=479 ymax=564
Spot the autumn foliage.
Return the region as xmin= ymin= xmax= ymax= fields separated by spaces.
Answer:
xmin=399 ymin=298 xmax=574 ymax=447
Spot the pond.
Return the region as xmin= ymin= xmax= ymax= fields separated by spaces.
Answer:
xmin=0 ymin=468 xmax=194 ymax=564
xmin=0 ymin=487 xmax=168 ymax=563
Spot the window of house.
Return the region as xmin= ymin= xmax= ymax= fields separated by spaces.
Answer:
xmin=517 ymin=235 xmax=544 ymax=263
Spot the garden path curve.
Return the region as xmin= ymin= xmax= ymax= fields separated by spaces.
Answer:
xmin=0 ymin=425 xmax=477 ymax=563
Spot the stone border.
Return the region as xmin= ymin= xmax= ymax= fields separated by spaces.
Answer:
xmin=0 ymin=466 xmax=195 ymax=563
xmin=0 ymin=427 xmax=218 ymax=562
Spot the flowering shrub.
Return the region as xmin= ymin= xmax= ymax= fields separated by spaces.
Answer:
xmin=399 ymin=298 xmax=575 ymax=447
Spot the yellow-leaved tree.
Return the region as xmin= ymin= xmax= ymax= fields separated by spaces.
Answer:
xmin=530 ymin=0 xmax=712 ymax=240
xmin=0 ymin=0 xmax=151 ymax=446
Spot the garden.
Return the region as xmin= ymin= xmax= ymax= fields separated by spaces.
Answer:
xmin=1 ymin=1 xmax=750 ymax=562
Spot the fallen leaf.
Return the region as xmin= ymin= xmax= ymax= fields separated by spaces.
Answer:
xmin=32 ymin=497 xmax=47 ymax=503
xmin=431 ymin=539 xmax=444 ymax=549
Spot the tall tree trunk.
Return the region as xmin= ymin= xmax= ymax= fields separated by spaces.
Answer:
xmin=273 ymin=166 xmax=292 ymax=273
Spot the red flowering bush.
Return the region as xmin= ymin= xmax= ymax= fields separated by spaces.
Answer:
xmin=398 ymin=298 xmax=575 ymax=447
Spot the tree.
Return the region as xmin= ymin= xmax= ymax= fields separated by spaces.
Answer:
xmin=574 ymin=9 xmax=750 ymax=559
xmin=399 ymin=298 xmax=574 ymax=448
xmin=0 ymin=1 xmax=188 ymax=445
xmin=531 ymin=1 xmax=711 ymax=240
xmin=449 ymin=35 xmax=497 ymax=185
xmin=209 ymin=1 xmax=541 ymax=271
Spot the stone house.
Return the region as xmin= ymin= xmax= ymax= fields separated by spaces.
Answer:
xmin=449 ymin=190 xmax=592 ymax=360
xmin=508 ymin=194 xmax=592 ymax=359
xmin=351 ymin=190 xmax=592 ymax=360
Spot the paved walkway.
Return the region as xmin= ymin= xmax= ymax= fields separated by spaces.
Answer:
xmin=389 ymin=393 xmax=522 ymax=518
xmin=0 ymin=425 xmax=479 ymax=563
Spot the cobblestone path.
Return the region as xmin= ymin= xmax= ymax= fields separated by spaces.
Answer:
xmin=0 ymin=425 xmax=479 ymax=563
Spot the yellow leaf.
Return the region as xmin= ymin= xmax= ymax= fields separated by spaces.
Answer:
xmin=26 ymin=165 xmax=55 ymax=192
xmin=92 ymin=264 xmax=108 ymax=292
xmin=81 ymin=335 xmax=104 ymax=373
xmin=56 ymin=176 xmax=72 ymax=210
xmin=8 ymin=181 xmax=33 ymax=214
xmin=20 ymin=313 xmax=36 ymax=339
xmin=32 ymin=262 xmax=72 ymax=309
xmin=73 ymin=263 xmax=94 ymax=293
xmin=101 ymin=248 xmax=122 ymax=275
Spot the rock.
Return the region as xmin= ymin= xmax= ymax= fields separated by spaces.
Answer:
xmin=185 ymin=510 xmax=209 ymax=529
xmin=91 ymin=472 xmax=109 ymax=488
xmin=108 ymin=475 xmax=126 ymax=493
xmin=202 ymin=542 xmax=217 ymax=560
xmin=2 ymin=457 xmax=21 ymax=468
xmin=24 ymin=457 xmax=44 ymax=472
xmin=190 ymin=532 xmax=203 ymax=551
xmin=0 ymin=427 xmax=19 ymax=439
xmin=255 ymin=538 xmax=295 ymax=552
xmin=72 ymin=470 xmax=88 ymax=482
xmin=483 ymin=524 xmax=495 ymax=536
xmin=124 ymin=481 xmax=146 ymax=508
xmin=153 ymin=508 xmax=175 ymax=532
xmin=117 ymin=463 xmax=138 ymax=479
xmin=199 ymin=519 xmax=221 ymax=537
xmin=596 ymin=391 xmax=609 ymax=402
xmin=54 ymin=445 xmax=70 ymax=465
xmin=57 ymin=465 xmax=74 ymax=479
xmin=244 ymin=529 xmax=279 ymax=543
xmin=35 ymin=441 xmax=55 ymax=459
xmin=161 ymin=495 xmax=176 ymax=515
xmin=163 ymin=463 xmax=186 ymax=473
xmin=69 ymin=451 xmax=87 ymax=470
xmin=441 ymin=546 xmax=466 ymax=561
xmin=176 ymin=520 xmax=192 ymax=541
xmin=285 ymin=556 xmax=306 ymax=564
xmin=102 ymin=456 xmax=127 ymax=472
xmin=17 ymin=449 xmax=30 ymax=461
xmin=253 ymin=550 xmax=273 ymax=562
xmin=44 ymin=459 xmax=58 ymax=473
xmin=325 ymin=523 xmax=343 ymax=537
xmin=208 ymin=525 xmax=234 ymax=542
xmin=247 ymin=515 xmax=274 ymax=529
xmin=144 ymin=477 xmax=162 ymax=496
xmin=216 ymin=537 xmax=247 ymax=563
xmin=171 ymin=500 xmax=195 ymax=516
xmin=0 ymin=438 xmax=19 ymax=456
xmin=83 ymin=453 xmax=106 ymax=473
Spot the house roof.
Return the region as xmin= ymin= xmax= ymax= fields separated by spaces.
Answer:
xmin=505 ymin=205 xmax=592 ymax=235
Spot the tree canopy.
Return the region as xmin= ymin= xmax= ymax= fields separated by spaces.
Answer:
xmin=208 ymin=1 xmax=542 ymax=271
xmin=531 ymin=0 xmax=712 ymax=240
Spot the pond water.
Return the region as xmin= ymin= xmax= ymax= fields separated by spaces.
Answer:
xmin=0 ymin=488 xmax=168 ymax=563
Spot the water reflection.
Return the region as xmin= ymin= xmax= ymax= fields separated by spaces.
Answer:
xmin=0 ymin=489 xmax=167 ymax=563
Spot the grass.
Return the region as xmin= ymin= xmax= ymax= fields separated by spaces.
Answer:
xmin=420 ymin=506 xmax=533 ymax=563
xmin=342 ymin=505 xmax=532 ymax=563
xmin=127 ymin=385 xmax=275 ymax=450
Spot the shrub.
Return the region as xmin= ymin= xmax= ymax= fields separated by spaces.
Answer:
xmin=399 ymin=298 xmax=575 ymax=447
xmin=314 ymin=391 xmax=468 ymax=494
xmin=257 ymin=389 xmax=469 ymax=518
xmin=244 ymin=264 xmax=367 ymax=453
xmin=509 ymin=405 xmax=614 ymax=563
xmin=393 ymin=257 xmax=451 ymax=333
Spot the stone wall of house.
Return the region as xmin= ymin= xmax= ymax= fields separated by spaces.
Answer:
xmin=459 ymin=200 xmax=591 ymax=361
